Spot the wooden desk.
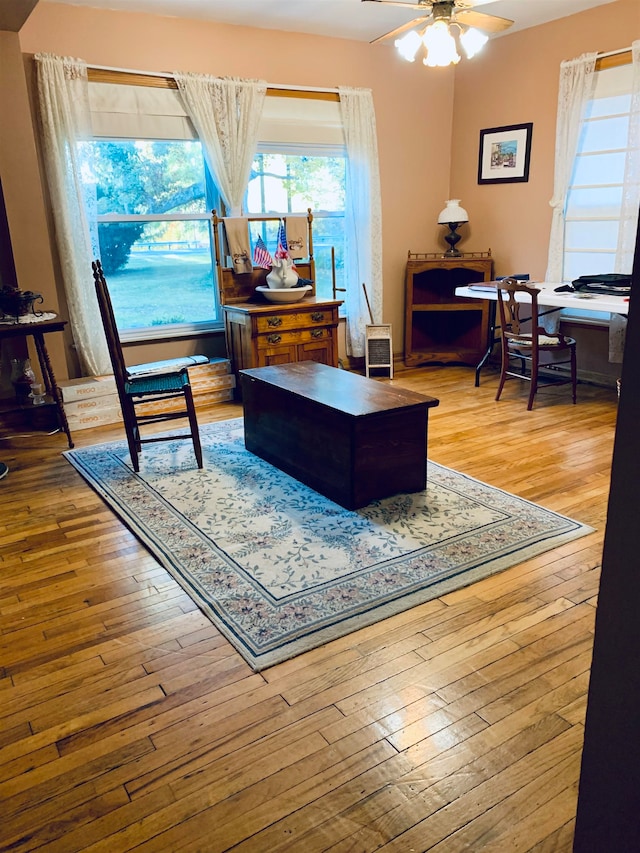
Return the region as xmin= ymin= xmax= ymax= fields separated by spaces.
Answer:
xmin=455 ymin=282 xmax=630 ymax=385
xmin=456 ymin=282 xmax=629 ymax=315
xmin=0 ymin=316 xmax=73 ymax=447
xmin=240 ymin=362 xmax=439 ymax=509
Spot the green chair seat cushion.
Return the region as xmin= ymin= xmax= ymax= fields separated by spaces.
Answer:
xmin=126 ymin=372 xmax=188 ymax=395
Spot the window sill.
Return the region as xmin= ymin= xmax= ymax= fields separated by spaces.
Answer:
xmin=120 ymin=321 xmax=224 ymax=344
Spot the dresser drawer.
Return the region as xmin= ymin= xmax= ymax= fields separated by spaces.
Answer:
xmin=256 ymin=326 xmax=334 ymax=350
xmin=255 ymin=307 xmax=337 ymax=334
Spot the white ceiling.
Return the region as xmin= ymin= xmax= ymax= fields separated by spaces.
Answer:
xmin=28 ymin=0 xmax=619 ymax=42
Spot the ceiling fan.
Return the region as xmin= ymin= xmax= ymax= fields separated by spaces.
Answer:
xmin=362 ymin=0 xmax=514 ymax=66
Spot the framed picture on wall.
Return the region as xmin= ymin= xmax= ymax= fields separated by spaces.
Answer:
xmin=478 ymin=122 xmax=533 ymax=184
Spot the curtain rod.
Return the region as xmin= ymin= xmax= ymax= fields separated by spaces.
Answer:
xmin=596 ymin=46 xmax=633 ymax=59
xmin=86 ymin=64 xmax=340 ymax=100
xmin=88 ymin=63 xmax=170 ymax=78
xmin=595 ymin=47 xmax=632 ymax=70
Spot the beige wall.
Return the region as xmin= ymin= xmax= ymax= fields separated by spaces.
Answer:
xmin=450 ymin=0 xmax=639 ymax=279
xmin=2 ymin=0 xmax=639 ymax=381
xmin=0 ymin=29 xmax=67 ymax=376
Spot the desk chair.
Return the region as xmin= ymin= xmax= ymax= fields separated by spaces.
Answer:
xmin=495 ymin=278 xmax=577 ymax=411
xmin=92 ymin=259 xmax=206 ymax=471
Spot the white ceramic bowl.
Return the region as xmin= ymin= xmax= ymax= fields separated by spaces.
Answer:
xmin=256 ymin=285 xmax=312 ymax=304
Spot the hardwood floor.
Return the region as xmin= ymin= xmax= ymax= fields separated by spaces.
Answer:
xmin=0 ymin=364 xmax=618 ymax=852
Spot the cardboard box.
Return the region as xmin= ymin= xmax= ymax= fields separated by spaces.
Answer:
xmin=63 ymin=359 xmax=233 ymax=429
xmin=59 ymin=359 xmax=231 ymax=403
xmin=190 ymin=374 xmax=236 ymax=394
xmin=59 ymin=375 xmax=117 ymax=402
xmin=189 ymin=357 xmax=231 ymax=377
xmin=66 ymin=408 xmax=123 ymax=430
xmin=136 ymin=387 xmax=234 ymax=416
xmin=64 ymin=393 xmax=121 ymax=416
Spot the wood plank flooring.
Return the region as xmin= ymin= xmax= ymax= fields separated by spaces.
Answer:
xmin=0 ymin=364 xmax=618 ymax=851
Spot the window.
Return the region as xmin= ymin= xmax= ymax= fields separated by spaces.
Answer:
xmin=83 ymin=81 xmax=221 ymax=341
xmin=564 ymin=62 xmax=634 ymax=282
xmin=246 ymin=146 xmax=346 ymax=301
xmin=247 ymin=92 xmax=347 ymax=303
xmin=85 ymin=138 xmax=219 ymax=338
xmin=82 ymin=81 xmax=347 ymax=336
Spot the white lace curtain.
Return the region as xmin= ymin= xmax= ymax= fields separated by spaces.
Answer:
xmin=35 ymin=53 xmax=111 ymax=376
xmin=545 ymin=52 xmax=598 ymax=283
xmin=34 ymin=59 xmax=381 ymax=366
xmin=174 ymin=73 xmax=266 ymax=216
xmin=616 ymin=41 xmax=640 ymax=274
xmin=338 ymin=87 xmax=383 ymax=358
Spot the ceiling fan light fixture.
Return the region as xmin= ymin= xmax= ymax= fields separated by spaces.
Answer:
xmin=394 ymin=29 xmax=422 ymax=62
xmin=422 ymin=19 xmax=460 ymax=68
xmin=460 ymin=26 xmax=488 ymax=60
xmin=370 ymin=0 xmax=513 ymax=69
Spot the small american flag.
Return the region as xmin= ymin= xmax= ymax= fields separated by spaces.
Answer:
xmin=274 ymin=220 xmax=289 ymax=259
xmin=275 ymin=219 xmax=297 ymax=269
xmin=252 ymin=234 xmax=273 ymax=269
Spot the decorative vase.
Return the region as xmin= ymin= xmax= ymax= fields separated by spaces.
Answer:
xmin=282 ymin=263 xmax=299 ymax=288
xmin=11 ymin=358 xmax=37 ymax=404
xmin=266 ymin=258 xmax=299 ymax=289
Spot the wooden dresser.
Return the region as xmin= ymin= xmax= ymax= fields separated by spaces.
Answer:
xmin=213 ymin=210 xmax=342 ymax=396
xmin=223 ymin=298 xmax=341 ymax=386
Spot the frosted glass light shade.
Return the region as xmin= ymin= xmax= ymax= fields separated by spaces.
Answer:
xmin=395 ymin=30 xmax=422 ymax=62
xmin=460 ymin=27 xmax=489 ymax=60
xmin=437 ymin=199 xmax=469 ymax=224
xmin=422 ymin=20 xmax=460 ymax=67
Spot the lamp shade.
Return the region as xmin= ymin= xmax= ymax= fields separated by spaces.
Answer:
xmin=437 ymin=199 xmax=469 ymax=224
xmin=422 ymin=20 xmax=460 ymax=68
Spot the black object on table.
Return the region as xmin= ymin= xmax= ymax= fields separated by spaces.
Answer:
xmin=0 ymin=316 xmax=74 ymax=447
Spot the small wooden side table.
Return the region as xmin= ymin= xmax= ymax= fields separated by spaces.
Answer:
xmin=0 ymin=315 xmax=74 ymax=447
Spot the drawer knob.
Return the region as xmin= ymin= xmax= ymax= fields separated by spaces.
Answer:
xmin=267 ymin=317 xmax=282 ymax=327
xmin=311 ymin=312 xmax=324 ymax=322
xmin=266 ymin=334 xmax=282 ymax=344
xmin=311 ymin=329 xmax=324 ymax=339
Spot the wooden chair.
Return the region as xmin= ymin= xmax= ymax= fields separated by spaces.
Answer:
xmin=495 ymin=278 xmax=577 ymax=411
xmin=92 ymin=259 xmax=206 ymax=471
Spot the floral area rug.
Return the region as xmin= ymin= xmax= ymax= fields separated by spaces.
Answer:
xmin=64 ymin=418 xmax=594 ymax=670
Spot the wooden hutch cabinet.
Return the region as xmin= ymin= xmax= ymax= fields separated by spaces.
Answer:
xmin=404 ymin=251 xmax=493 ymax=367
xmin=212 ymin=210 xmax=342 ymax=396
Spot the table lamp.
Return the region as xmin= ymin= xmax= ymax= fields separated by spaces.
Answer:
xmin=437 ymin=199 xmax=469 ymax=257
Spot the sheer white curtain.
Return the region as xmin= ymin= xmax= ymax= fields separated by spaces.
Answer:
xmin=545 ymin=52 xmax=598 ymax=282
xmin=338 ymin=86 xmax=383 ymax=358
xmin=35 ymin=53 xmax=111 ymax=375
xmin=616 ymin=41 xmax=640 ymax=273
xmin=174 ymin=73 xmax=266 ymax=216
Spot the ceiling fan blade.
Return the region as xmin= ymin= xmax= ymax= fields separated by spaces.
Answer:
xmin=453 ymin=9 xmax=514 ymax=33
xmin=370 ymin=14 xmax=432 ymax=44
xmin=362 ymin=0 xmax=433 ymax=10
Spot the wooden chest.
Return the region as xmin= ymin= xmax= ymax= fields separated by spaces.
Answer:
xmin=240 ymin=362 xmax=440 ymax=510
